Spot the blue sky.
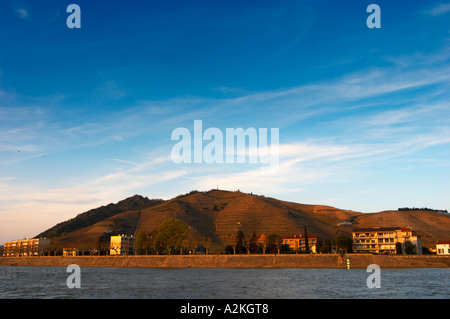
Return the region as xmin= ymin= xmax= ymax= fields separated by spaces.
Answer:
xmin=1 ymin=0 xmax=449 ymax=243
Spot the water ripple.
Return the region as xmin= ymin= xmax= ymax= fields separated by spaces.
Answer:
xmin=0 ymin=266 xmax=448 ymax=299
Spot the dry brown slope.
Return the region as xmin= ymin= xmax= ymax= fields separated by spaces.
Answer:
xmin=44 ymin=190 xmax=450 ymax=250
xmin=50 ymin=209 xmax=141 ymax=247
xmin=214 ymin=194 xmax=294 ymax=242
xmin=214 ymin=193 xmax=360 ymax=243
xmin=50 ymin=191 xmax=230 ymax=247
xmin=137 ymin=191 xmax=220 ymax=240
xmin=263 ymin=197 xmax=363 ymax=227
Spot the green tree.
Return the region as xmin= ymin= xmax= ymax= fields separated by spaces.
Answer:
xmin=97 ymin=232 xmax=110 ymax=255
xmin=234 ymin=230 xmax=246 ymax=254
xmin=224 ymin=245 xmax=234 ymax=254
xmin=320 ymin=238 xmax=332 ymax=253
xmin=248 ymin=233 xmax=259 ymax=254
xmin=316 ymin=236 xmax=324 ymax=253
xmin=405 ymin=241 xmax=417 ymax=255
xmin=155 ymin=218 xmax=189 ymax=255
xmin=304 ymin=225 xmax=309 ymax=253
xmin=134 ymin=229 xmax=148 ymax=255
xmin=201 ymin=237 xmax=212 ymax=255
xmin=267 ymin=234 xmax=283 ymax=254
xmin=333 ymin=235 xmax=353 ymax=253
xmin=396 ymin=242 xmax=403 ymax=254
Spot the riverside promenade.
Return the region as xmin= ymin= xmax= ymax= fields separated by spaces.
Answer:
xmin=1 ymin=254 xmax=449 ymax=268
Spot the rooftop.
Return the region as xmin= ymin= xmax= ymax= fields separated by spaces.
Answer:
xmin=353 ymin=227 xmax=412 ymax=232
xmin=281 ymin=234 xmax=318 ymax=239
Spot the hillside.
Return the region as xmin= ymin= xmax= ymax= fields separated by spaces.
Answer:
xmin=41 ymin=190 xmax=450 ymax=249
xmin=36 ymin=195 xmax=165 ymax=240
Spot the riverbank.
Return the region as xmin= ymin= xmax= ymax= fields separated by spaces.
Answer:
xmin=1 ymin=254 xmax=450 ymax=268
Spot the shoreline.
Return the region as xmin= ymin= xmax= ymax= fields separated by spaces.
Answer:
xmin=1 ymin=254 xmax=450 ymax=269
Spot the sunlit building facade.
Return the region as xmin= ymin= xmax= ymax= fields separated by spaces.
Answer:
xmin=436 ymin=241 xmax=450 ymax=255
xmin=3 ymin=238 xmax=50 ymax=257
xmin=110 ymin=234 xmax=136 ymax=255
xmin=281 ymin=234 xmax=318 ymax=253
xmin=352 ymin=227 xmax=422 ymax=254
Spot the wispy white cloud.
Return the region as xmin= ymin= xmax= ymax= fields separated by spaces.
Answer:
xmin=16 ymin=8 xmax=29 ymax=19
xmin=2 ymin=46 xmax=450 ymax=242
xmin=212 ymin=86 xmax=249 ymax=94
xmin=363 ymin=103 xmax=450 ymax=127
xmin=2 ymin=45 xmax=449 ymax=169
xmin=0 ymin=151 xmax=182 ymax=241
xmin=424 ymin=3 xmax=450 ymax=16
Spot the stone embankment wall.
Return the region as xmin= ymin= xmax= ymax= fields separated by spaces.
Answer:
xmin=1 ymin=254 xmax=449 ymax=268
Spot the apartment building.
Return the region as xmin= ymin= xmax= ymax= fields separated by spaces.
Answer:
xmin=352 ymin=227 xmax=422 ymax=255
xmin=282 ymin=234 xmax=318 ymax=253
xmin=3 ymin=238 xmax=51 ymax=257
xmin=110 ymin=234 xmax=136 ymax=255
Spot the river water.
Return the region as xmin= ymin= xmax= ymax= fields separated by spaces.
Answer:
xmin=0 ymin=266 xmax=448 ymax=299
